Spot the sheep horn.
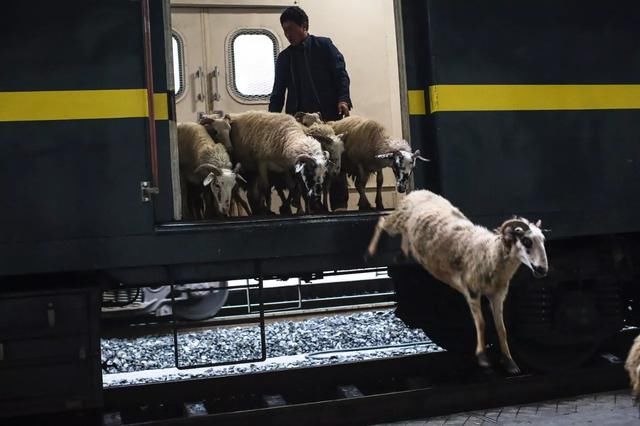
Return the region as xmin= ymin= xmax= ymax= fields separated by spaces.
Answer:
xmin=296 ymin=154 xmax=314 ymax=164
xmin=194 ymin=163 xmax=222 ymax=177
xmin=501 ymin=219 xmax=530 ymax=236
xmin=412 ymin=150 xmax=430 ymax=162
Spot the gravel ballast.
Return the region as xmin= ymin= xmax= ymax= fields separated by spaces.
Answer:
xmin=102 ymin=310 xmax=441 ymax=387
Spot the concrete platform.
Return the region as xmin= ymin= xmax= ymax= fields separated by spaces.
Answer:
xmin=378 ymin=389 xmax=639 ymax=425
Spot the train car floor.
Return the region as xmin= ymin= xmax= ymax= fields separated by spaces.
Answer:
xmin=377 ymin=389 xmax=638 ymax=425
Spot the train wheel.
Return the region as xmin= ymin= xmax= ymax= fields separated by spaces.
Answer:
xmin=508 ymin=338 xmax=601 ymax=373
xmin=389 ymin=265 xmax=613 ymax=373
xmin=174 ymin=281 xmax=229 ymax=321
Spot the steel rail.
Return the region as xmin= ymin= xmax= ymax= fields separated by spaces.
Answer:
xmin=103 ymin=349 xmax=629 ymax=425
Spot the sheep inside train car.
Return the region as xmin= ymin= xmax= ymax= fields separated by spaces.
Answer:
xmin=177 ymin=121 xmax=244 ymax=219
xmin=367 ymin=189 xmax=548 ymax=374
xmin=282 ymin=112 xmax=345 ymax=213
xmin=224 ymin=111 xmax=330 ymax=215
xmin=329 ymin=115 xmax=428 ymax=210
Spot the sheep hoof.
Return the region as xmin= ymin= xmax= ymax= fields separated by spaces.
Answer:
xmin=279 ymin=205 xmax=293 ymax=215
xmin=500 ymin=355 xmax=521 ymax=375
xmin=476 ymin=351 xmax=491 ymax=368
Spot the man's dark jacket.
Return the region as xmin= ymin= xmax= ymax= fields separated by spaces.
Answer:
xmin=268 ymin=34 xmax=352 ymax=121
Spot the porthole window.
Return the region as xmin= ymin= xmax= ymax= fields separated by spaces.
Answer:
xmin=227 ymin=29 xmax=279 ymax=103
xmin=172 ymin=32 xmax=185 ymax=98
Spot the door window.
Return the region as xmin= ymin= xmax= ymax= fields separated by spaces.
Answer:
xmin=227 ymin=29 xmax=279 ymax=103
xmin=172 ymin=32 xmax=185 ymax=98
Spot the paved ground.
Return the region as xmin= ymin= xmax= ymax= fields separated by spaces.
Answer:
xmin=377 ymin=390 xmax=639 ymax=425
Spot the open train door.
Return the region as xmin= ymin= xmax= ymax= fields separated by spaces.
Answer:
xmin=171 ymin=4 xmax=286 ymax=122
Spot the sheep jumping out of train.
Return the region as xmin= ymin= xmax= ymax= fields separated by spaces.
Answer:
xmin=367 ymin=190 xmax=549 ymax=374
xmin=225 ymin=111 xmax=330 ymax=215
xmin=329 ymin=115 xmax=428 ymax=210
xmin=625 ymin=334 xmax=640 ymax=399
xmin=177 ymin=121 xmax=244 ymax=219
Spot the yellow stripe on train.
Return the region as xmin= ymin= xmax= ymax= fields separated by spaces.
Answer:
xmin=0 ymin=89 xmax=168 ymax=122
xmin=429 ymin=84 xmax=640 ymax=112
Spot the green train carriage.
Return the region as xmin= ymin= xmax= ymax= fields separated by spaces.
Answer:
xmin=0 ymin=0 xmax=639 ymax=420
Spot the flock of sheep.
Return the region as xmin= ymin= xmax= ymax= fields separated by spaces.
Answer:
xmin=177 ymin=110 xmax=426 ymax=219
xmin=178 ymin=110 xmax=640 ymax=392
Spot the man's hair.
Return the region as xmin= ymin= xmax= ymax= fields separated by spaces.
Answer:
xmin=280 ymin=6 xmax=309 ymax=30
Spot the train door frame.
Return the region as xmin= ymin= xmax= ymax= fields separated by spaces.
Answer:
xmin=162 ymin=0 xmax=416 ymax=221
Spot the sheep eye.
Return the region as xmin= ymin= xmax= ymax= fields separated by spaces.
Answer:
xmin=521 ymin=237 xmax=532 ymax=248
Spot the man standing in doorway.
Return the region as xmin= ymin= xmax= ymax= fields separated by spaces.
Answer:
xmin=269 ymin=5 xmax=352 ymax=209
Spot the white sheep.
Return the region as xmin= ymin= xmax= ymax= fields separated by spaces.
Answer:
xmin=198 ymin=114 xmax=233 ymax=155
xmin=177 ymin=122 xmax=243 ymax=218
xmin=287 ymin=113 xmax=345 ymax=212
xmin=294 ymin=111 xmax=324 ymax=127
xmin=625 ymin=334 xmax=640 ymax=398
xmin=225 ymin=111 xmax=329 ymax=215
xmin=330 ymin=116 xmax=428 ymax=210
xmin=367 ymin=189 xmax=548 ymax=374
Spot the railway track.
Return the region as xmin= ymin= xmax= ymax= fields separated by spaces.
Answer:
xmin=102 ymin=277 xmax=396 ymax=338
xmin=101 ymin=343 xmax=630 ymax=426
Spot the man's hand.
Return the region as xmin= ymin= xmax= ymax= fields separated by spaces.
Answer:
xmin=338 ymin=101 xmax=350 ymax=117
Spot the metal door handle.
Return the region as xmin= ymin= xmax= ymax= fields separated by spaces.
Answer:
xmin=210 ymin=66 xmax=221 ymax=102
xmin=195 ymin=66 xmax=206 ymax=102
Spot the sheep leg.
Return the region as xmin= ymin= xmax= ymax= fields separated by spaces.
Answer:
xmin=489 ymin=291 xmax=521 ymax=375
xmin=366 ymin=216 xmax=386 ymax=258
xmin=322 ymin=178 xmax=331 ymax=212
xmin=465 ymin=292 xmax=489 ymax=368
xmin=277 ymin=187 xmax=293 ymax=215
xmin=180 ymin=176 xmax=191 ymax=220
xmin=232 ymin=186 xmax=251 ymax=216
xmin=355 ymin=171 xmax=372 ymax=211
xmin=247 ymin=178 xmax=265 ymax=215
xmin=375 ymin=170 xmax=384 ymax=210
xmin=256 ymin=165 xmax=273 ymax=214
xmin=329 ymin=171 xmax=349 ymax=211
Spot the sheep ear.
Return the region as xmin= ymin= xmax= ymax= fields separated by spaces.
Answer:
xmin=295 ymin=162 xmax=305 ymax=174
xmin=236 ymin=174 xmax=247 ymax=184
xmin=223 ymin=114 xmax=232 ymax=124
xmin=203 ymin=172 xmax=216 ymax=186
xmin=336 ymin=132 xmax=346 ymax=140
xmin=294 ymin=111 xmax=305 ymax=122
xmin=233 ymin=162 xmax=242 ymax=174
xmin=376 ymin=152 xmax=395 ymax=160
xmin=535 ymin=219 xmax=542 ymax=228
xmin=323 ymin=150 xmax=330 ymax=161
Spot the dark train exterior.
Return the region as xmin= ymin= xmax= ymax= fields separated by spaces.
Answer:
xmin=1 ymin=0 xmax=639 ymax=420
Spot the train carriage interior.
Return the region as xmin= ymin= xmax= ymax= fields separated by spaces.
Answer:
xmin=168 ymin=0 xmax=410 ymax=221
